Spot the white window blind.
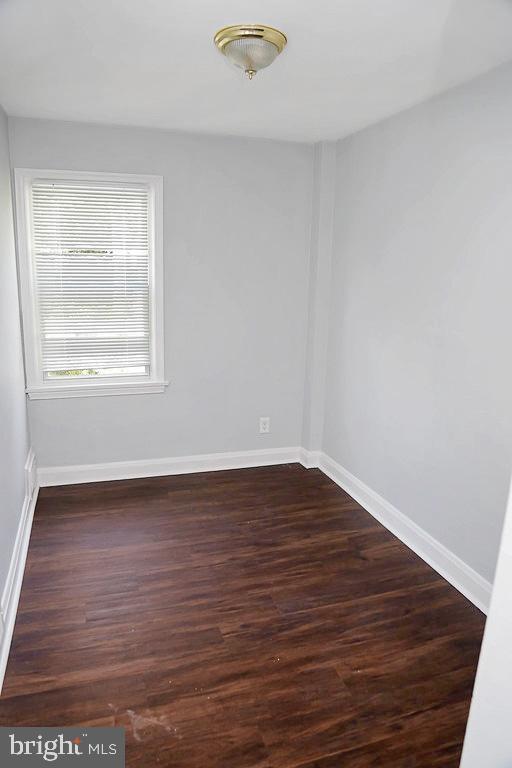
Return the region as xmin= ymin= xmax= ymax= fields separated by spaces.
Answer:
xmin=31 ymin=179 xmax=152 ymax=379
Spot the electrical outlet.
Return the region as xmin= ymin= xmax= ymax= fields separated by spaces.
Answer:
xmin=259 ymin=416 xmax=270 ymax=434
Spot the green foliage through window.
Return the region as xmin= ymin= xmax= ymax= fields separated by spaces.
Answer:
xmin=50 ymin=369 xmax=99 ymax=377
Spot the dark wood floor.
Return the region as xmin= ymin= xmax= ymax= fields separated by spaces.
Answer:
xmin=0 ymin=464 xmax=484 ymax=767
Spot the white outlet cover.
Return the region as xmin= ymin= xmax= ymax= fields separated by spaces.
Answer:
xmin=259 ymin=417 xmax=270 ymax=434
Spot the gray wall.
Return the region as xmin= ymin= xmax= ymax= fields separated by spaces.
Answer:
xmin=301 ymin=143 xmax=336 ymax=453
xmin=323 ymin=63 xmax=512 ymax=583
xmin=0 ymin=106 xmax=29 ymax=596
xmin=461 ymin=478 xmax=512 ymax=767
xmin=9 ymin=118 xmax=313 ymax=467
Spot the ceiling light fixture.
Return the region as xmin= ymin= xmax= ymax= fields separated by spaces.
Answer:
xmin=214 ymin=24 xmax=287 ymax=80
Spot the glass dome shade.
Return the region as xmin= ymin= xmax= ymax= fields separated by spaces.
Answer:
xmin=224 ymin=37 xmax=279 ymax=78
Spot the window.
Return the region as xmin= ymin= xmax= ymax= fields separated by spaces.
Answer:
xmin=15 ymin=169 xmax=165 ymax=398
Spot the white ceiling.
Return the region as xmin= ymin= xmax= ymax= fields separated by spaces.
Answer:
xmin=1 ymin=0 xmax=512 ymax=142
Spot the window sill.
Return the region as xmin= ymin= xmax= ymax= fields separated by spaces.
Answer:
xmin=26 ymin=380 xmax=169 ymax=400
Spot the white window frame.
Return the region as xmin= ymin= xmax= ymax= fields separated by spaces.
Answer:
xmin=14 ymin=168 xmax=167 ymax=399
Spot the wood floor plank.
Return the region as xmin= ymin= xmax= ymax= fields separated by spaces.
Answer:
xmin=0 ymin=464 xmax=484 ymax=767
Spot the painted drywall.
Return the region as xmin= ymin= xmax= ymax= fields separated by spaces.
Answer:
xmin=301 ymin=143 xmax=335 ymax=453
xmin=0 ymin=105 xmax=30 ymax=598
xmin=8 ymin=118 xmax=313 ymax=467
xmin=322 ymin=63 xmax=512 ymax=583
xmin=460 ymin=476 xmax=512 ymax=766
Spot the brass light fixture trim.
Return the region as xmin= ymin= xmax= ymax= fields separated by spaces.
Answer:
xmin=214 ymin=24 xmax=287 ymax=79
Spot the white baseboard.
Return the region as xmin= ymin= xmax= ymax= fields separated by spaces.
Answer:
xmin=0 ymin=449 xmax=39 ymax=692
xmin=38 ymin=446 xmax=303 ymax=487
xmin=299 ymin=448 xmax=322 ymax=469
xmin=312 ymin=451 xmax=492 ymax=614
